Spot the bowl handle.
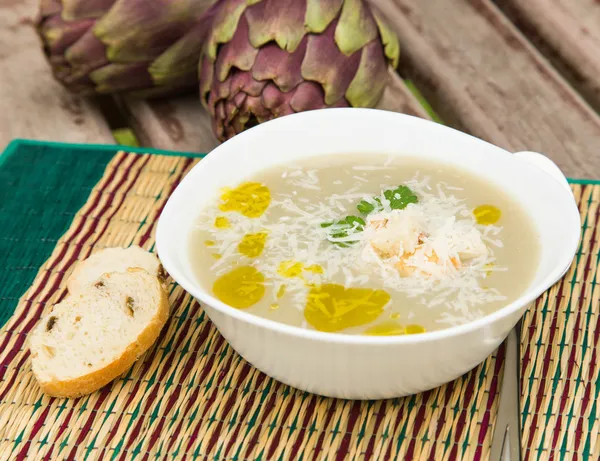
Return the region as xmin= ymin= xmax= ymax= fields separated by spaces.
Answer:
xmin=515 ymin=151 xmax=578 ymax=280
xmin=513 ymin=151 xmax=573 ymax=196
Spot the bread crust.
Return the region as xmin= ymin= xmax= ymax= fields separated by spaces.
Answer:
xmin=32 ymin=269 xmax=169 ymax=398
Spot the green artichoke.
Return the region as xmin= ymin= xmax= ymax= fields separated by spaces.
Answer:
xmin=36 ymin=0 xmax=217 ymax=96
xmin=199 ymin=0 xmax=400 ymax=141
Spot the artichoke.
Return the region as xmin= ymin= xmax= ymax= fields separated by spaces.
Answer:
xmin=199 ymin=0 xmax=400 ymax=141
xmin=36 ymin=0 xmax=217 ymax=96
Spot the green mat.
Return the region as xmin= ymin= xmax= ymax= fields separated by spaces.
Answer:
xmin=0 ymin=140 xmax=202 ymax=328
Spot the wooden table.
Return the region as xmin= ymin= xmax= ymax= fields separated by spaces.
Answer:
xmin=1 ymin=0 xmax=599 ymax=176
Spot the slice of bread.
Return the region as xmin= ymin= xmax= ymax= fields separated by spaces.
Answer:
xmin=29 ymin=268 xmax=169 ymax=398
xmin=67 ymin=246 xmax=167 ymax=293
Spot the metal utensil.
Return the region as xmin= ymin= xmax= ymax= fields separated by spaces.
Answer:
xmin=490 ymin=324 xmax=522 ymax=461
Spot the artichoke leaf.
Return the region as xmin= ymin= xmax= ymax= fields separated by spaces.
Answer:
xmin=41 ymin=16 xmax=94 ymax=54
xmin=230 ymin=71 xmax=268 ymax=97
xmin=290 ymin=82 xmax=349 ymax=113
xmin=60 ymin=0 xmax=116 ymax=21
xmin=199 ymin=56 xmax=215 ymax=104
xmin=334 ymin=0 xmax=378 ymax=56
xmin=245 ymin=0 xmax=306 ymax=52
xmin=373 ymin=10 xmax=400 ymax=68
xmin=149 ymin=16 xmax=213 ymax=86
xmin=345 ymin=40 xmax=388 ymax=108
xmin=90 ymin=62 xmax=153 ymax=94
xmin=289 ymin=81 xmax=331 ymax=112
xmin=65 ymin=29 xmax=108 ymax=71
xmin=260 ymin=82 xmax=287 ymax=111
xmin=305 ymin=0 xmax=343 ymax=34
xmin=301 ymin=22 xmax=361 ymax=105
xmin=206 ymin=0 xmax=248 ymax=60
xmin=214 ymin=16 xmax=259 ymax=82
xmin=252 ymin=37 xmax=307 ymax=92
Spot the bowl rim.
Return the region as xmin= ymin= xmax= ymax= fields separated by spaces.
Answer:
xmin=156 ymin=108 xmax=582 ymax=344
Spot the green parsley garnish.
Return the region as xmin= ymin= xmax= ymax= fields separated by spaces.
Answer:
xmin=321 ymin=184 xmax=418 ymax=247
xmin=321 ymin=216 xmax=365 ymax=247
xmin=357 ymin=185 xmax=418 ymax=215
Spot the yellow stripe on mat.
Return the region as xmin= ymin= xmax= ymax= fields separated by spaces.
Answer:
xmin=0 ymin=152 xmax=598 ymax=460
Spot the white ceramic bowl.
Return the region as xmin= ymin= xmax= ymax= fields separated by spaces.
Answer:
xmin=156 ymin=108 xmax=581 ymax=399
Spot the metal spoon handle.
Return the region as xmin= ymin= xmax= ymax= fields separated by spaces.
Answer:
xmin=490 ymin=325 xmax=522 ymax=461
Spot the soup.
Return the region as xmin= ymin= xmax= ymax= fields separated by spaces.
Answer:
xmin=190 ymin=154 xmax=540 ymax=335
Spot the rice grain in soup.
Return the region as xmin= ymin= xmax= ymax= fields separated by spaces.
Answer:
xmin=190 ymin=154 xmax=540 ymax=335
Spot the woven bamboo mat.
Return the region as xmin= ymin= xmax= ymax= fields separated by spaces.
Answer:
xmin=0 ymin=141 xmax=598 ymax=460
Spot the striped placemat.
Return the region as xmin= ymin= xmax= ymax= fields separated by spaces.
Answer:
xmin=0 ymin=140 xmax=598 ymax=460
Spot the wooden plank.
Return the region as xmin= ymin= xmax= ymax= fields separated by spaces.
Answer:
xmin=0 ymin=0 xmax=113 ymax=150
xmin=371 ymin=0 xmax=600 ymax=179
xmin=377 ymin=69 xmax=432 ymax=119
xmin=121 ymin=69 xmax=430 ymax=154
xmin=495 ymin=0 xmax=600 ymax=112
xmin=120 ymin=96 xmax=219 ymax=153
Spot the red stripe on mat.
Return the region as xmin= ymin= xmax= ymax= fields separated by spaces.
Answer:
xmin=447 ymin=365 xmax=478 ymax=460
xmin=578 ymin=320 xmax=600 ymax=451
xmin=182 ymin=335 xmax=231 ymax=454
xmin=383 ymin=401 xmax=406 ymax=460
xmin=289 ymin=394 xmax=320 ymax=460
xmin=42 ymin=407 xmax=75 ymax=461
xmin=220 ymin=370 xmax=267 ymax=459
xmin=311 ymin=400 xmax=339 ymax=461
xmin=163 ymin=320 xmax=224 ymax=454
xmin=521 ymin=188 xmax=591 ymax=459
xmin=574 ymin=203 xmax=600 ymax=455
xmin=265 ymin=390 xmax=302 ymax=459
xmin=203 ymin=364 xmax=250 ymax=455
xmin=197 ymin=336 xmax=230 ymax=423
xmin=242 ymin=381 xmax=282 ymax=459
xmin=405 ymin=394 xmax=429 ymax=459
xmin=427 ymin=385 xmax=455 ymax=461
xmin=139 ymin=157 xmax=194 ymax=249
xmin=211 ymin=361 xmax=255 ymax=458
xmin=363 ymin=400 xmax=387 ymax=461
xmin=335 ymin=400 xmax=363 ymax=460
xmin=524 ymin=294 xmax=561 ymax=460
xmin=551 ymin=293 xmax=583 ymax=449
xmin=475 ymin=346 xmax=504 ymax=460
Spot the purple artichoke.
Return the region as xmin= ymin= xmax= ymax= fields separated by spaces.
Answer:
xmin=199 ymin=0 xmax=400 ymax=141
xmin=36 ymin=0 xmax=217 ymax=97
